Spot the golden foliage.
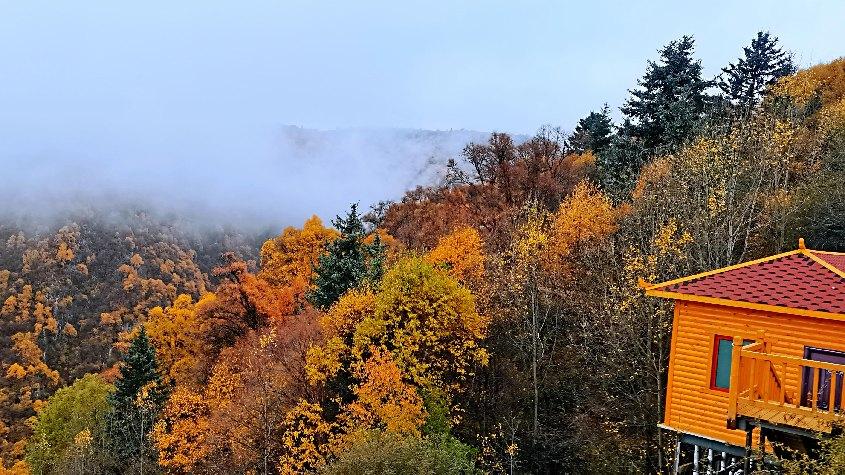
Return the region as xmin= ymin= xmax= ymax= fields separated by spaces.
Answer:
xmin=548 ymin=181 xmax=616 ymax=261
xmin=62 ymin=323 xmax=77 ymax=337
xmin=4 ymin=364 xmax=25 ymax=380
xmin=507 ymin=207 xmax=552 ymax=289
xmin=146 ymin=293 xmax=215 ymax=387
xmin=345 ymin=348 xmax=427 ymax=435
xmin=297 ymin=258 xmax=488 ymax=464
xmin=563 ymin=150 xmax=597 ymax=175
xmin=318 ymin=289 xmax=376 ymax=341
xmin=363 ymin=228 xmax=401 ymax=263
xmin=354 ymin=257 xmax=489 ymax=390
xmin=632 ymin=158 xmax=671 ymax=202
xmin=129 ymin=253 xmax=144 ymax=267
xmin=0 ymin=460 xmax=29 ymax=475
xmin=152 ymin=387 xmax=211 ymax=474
xmin=259 ymin=215 xmax=339 ymax=297
xmin=56 ymin=242 xmax=74 ymax=263
xmin=306 ymin=289 xmax=376 ymax=384
xmin=624 ymin=219 xmax=692 ymax=287
xmin=773 ymin=57 xmax=845 ymax=108
xmin=10 ymin=333 xmax=60 ymax=385
xmin=425 ymin=226 xmax=485 ymax=286
xmin=819 ymin=97 xmax=845 ymax=137
xmin=278 ymin=401 xmax=332 ymax=475
xmin=185 ymin=317 xmax=319 ymax=472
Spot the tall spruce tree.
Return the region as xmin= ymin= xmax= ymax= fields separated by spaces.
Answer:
xmin=718 ymin=31 xmax=795 ymax=109
xmin=569 ymin=105 xmax=614 ymax=155
xmin=309 ymin=204 xmax=386 ymax=310
xmin=619 ymin=35 xmax=712 ymax=157
xmin=103 ymin=327 xmax=168 ymax=473
xmin=597 ymin=123 xmax=645 ymax=202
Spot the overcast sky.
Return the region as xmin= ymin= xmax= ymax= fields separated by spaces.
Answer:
xmin=1 ymin=1 xmax=843 ymax=227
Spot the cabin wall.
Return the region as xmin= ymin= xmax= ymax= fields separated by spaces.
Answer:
xmin=664 ymin=300 xmax=845 ymax=447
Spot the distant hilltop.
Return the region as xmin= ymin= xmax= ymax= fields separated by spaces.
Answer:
xmin=0 ymin=126 xmax=528 ymax=231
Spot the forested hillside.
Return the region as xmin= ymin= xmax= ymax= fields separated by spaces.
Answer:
xmin=2 ymin=33 xmax=845 ymax=474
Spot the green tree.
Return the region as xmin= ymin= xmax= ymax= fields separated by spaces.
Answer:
xmin=321 ymin=430 xmax=478 ymax=475
xmin=569 ymin=105 xmax=614 ymax=155
xmin=719 ymin=31 xmax=795 ymax=109
xmin=26 ymin=374 xmax=112 ymax=474
xmin=619 ymin=36 xmax=712 ymax=158
xmin=102 ymin=327 xmax=169 ymax=474
xmin=352 ymin=257 xmax=488 ymax=392
xmin=308 ymin=204 xmax=386 ymax=310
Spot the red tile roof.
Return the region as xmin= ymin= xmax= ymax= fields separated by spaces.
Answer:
xmin=648 ymin=250 xmax=845 ymax=315
xmin=815 ymin=252 xmax=845 ymax=274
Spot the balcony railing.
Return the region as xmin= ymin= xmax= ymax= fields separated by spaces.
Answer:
xmin=727 ymin=337 xmax=845 ymax=433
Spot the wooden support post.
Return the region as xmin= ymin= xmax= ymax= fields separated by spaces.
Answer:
xmin=707 ymin=448 xmax=713 ymax=474
xmin=720 ymin=451 xmax=726 ymax=472
xmin=758 ymin=427 xmax=766 ymax=468
xmin=743 ymin=427 xmax=753 ymax=474
xmin=673 ymin=440 xmax=681 ymax=475
xmin=693 ymin=445 xmax=700 ymax=475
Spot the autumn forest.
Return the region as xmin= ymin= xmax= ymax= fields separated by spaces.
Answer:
xmin=2 ymin=32 xmax=845 ymax=474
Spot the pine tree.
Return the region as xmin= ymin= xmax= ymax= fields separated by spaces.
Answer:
xmin=719 ymin=31 xmax=795 ymax=109
xmin=620 ymin=36 xmax=712 ymax=157
xmin=569 ymin=105 xmax=614 ymax=155
xmin=110 ymin=328 xmax=165 ymax=405
xmin=597 ymin=132 xmax=644 ymax=202
xmin=102 ymin=327 xmax=169 ymax=473
xmin=309 ymin=204 xmax=386 ymax=310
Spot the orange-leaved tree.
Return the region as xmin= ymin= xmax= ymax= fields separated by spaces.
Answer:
xmin=198 ymin=253 xmax=296 ymax=369
xmin=152 ymin=387 xmax=211 ymax=474
xmin=259 ymin=215 xmax=339 ymax=303
xmin=155 ymin=316 xmax=320 ymax=474
xmin=546 ymin=181 xmax=617 ymax=272
xmin=343 ymin=347 xmax=427 ymax=436
xmin=145 ymin=293 xmax=215 ymax=388
xmin=425 ymin=226 xmax=485 ymax=288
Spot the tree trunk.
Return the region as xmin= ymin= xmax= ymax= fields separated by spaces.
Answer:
xmin=531 ymin=268 xmax=539 ymax=443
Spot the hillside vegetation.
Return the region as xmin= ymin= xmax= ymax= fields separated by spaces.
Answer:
xmin=2 ymin=33 xmax=845 ymax=474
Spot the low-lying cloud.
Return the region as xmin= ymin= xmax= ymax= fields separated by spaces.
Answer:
xmin=0 ymin=124 xmax=490 ymax=231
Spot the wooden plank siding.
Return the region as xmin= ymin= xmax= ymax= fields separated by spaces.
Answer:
xmin=664 ymin=300 xmax=845 ymax=447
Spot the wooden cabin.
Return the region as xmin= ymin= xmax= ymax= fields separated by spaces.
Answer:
xmin=642 ymin=239 xmax=845 ymax=472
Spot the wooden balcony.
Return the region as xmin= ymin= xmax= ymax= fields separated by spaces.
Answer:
xmin=727 ymin=338 xmax=845 ymax=434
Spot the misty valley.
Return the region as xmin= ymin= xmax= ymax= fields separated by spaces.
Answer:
xmin=2 ymin=6 xmax=845 ymax=475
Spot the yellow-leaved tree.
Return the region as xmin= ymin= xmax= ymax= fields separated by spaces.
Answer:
xmin=259 ymin=215 xmax=339 ymax=301
xmin=343 ymin=347 xmax=427 ymax=436
xmin=352 ymin=257 xmax=489 ymax=391
xmin=145 ymin=293 xmax=215 ymax=387
xmin=425 ymin=226 xmax=485 ymax=288
xmin=306 ymin=289 xmax=376 ymax=385
xmin=548 ymin=181 xmax=616 ymax=262
xmin=294 ymin=256 xmax=489 ymax=469
xmin=151 ymin=387 xmax=211 ymax=474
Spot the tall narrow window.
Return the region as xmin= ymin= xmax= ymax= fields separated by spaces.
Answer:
xmin=711 ymin=335 xmax=753 ymax=391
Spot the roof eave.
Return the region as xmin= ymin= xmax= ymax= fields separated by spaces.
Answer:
xmin=646 ymin=289 xmax=845 ymax=322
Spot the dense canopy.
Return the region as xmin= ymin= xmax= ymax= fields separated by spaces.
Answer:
xmin=2 ymin=34 xmax=845 ymax=474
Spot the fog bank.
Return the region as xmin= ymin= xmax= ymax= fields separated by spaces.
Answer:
xmin=0 ymin=125 xmax=490 ymax=230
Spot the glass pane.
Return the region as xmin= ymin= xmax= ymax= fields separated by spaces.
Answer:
xmin=715 ymin=339 xmax=733 ymax=389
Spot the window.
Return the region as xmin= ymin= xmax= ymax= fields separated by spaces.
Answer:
xmin=710 ymin=335 xmax=753 ymax=391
